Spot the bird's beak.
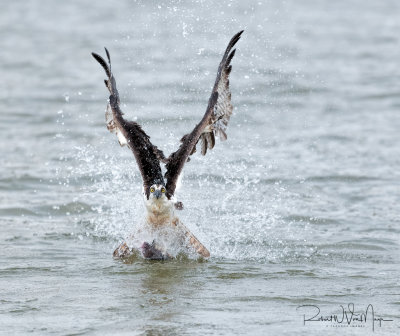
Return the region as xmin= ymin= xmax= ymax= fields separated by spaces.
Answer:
xmin=154 ymin=189 xmax=162 ymax=199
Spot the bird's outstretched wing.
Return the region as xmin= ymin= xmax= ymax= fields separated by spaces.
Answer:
xmin=92 ymin=49 xmax=166 ymax=198
xmin=165 ymin=30 xmax=243 ymax=198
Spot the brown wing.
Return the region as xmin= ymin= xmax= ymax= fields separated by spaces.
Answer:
xmin=197 ymin=30 xmax=243 ymax=155
xmin=92 ymin=49 xmax=166 ymax=198
xmin=164 ymin=92 xmax=218 ymax=198
xmin=164 ymin=30 xmax=243 ymax=198
xmin=170 ymin=218 xmax=210 ymax=257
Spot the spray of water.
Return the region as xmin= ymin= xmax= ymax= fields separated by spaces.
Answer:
xmin=50 ymin=97 xmax=316 ymax=263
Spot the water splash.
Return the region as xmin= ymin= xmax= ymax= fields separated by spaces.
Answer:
xmin=54 ymin=122 xmax=311 ymax=263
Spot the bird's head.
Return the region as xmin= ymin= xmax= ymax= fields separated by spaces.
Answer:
xmin=148 ymin=184 xmax=167 ymax=201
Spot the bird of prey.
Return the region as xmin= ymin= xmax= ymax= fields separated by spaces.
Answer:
xmin=92 ymin=30 xmax=243 ymax=260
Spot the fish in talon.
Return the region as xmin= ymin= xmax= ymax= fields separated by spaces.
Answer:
xmin=141 ymin=241 xmax=170 ymax=260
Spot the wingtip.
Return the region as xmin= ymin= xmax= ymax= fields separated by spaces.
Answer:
xmin=224 ymin=30 xmax=244 ymax=57
xmin=104 ymin=47 xmax=111 ymax=63
xmin=234 ymin=30 xmax=244 ymax=40
xmin=92 ymin=49 xmax=112 ymax=78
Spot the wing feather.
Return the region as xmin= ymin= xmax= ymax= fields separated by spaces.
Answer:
xmin=191 ymin=31 xmax=243 ymax=157
xmin=164 ymin=92 xmax=218 ymax=198
xmin=92 ymin=49 xmax=167 ymax=197
xmin=164 ymin=30 xmax=243 ymax=198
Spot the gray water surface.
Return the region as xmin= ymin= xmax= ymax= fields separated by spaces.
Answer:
xmin=1 ymin=0 xmax=399 ymax=335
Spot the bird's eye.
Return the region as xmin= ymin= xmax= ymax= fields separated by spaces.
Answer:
xmin=150 ymin=187 xmax=155 ymax=193
xmin=161 ymin=188 xmax=166 ymax=193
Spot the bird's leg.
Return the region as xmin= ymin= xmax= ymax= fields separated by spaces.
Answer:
xmin=174 ymin=201 xmax=184 ymax=210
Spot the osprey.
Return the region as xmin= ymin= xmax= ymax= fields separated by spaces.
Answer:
xmin=92 ymin=31 xmax=243 ymax=259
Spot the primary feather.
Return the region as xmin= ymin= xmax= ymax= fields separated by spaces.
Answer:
xmin=92 ymin=31 xmax=243 ymax=199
